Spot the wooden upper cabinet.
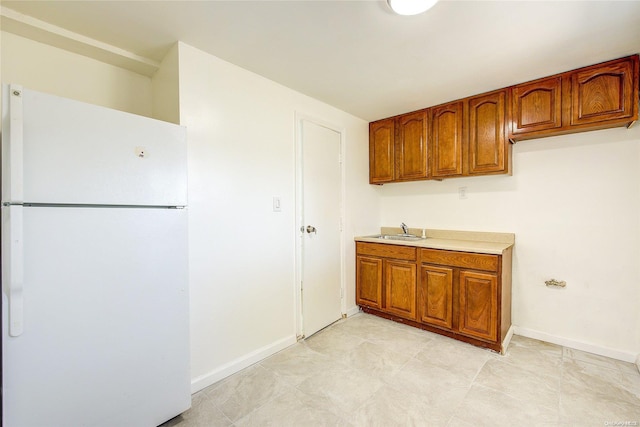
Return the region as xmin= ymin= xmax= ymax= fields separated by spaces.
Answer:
xmin=369 ymin=118 xmax=395 ymax=184
xmin=396 ymin=110 xmax=429 ymax=181
xmin=468 ymin=90 xmax=508 ymax=175
xmin=431 ymin=102 xmax=464 ymax=178
xmin=511 ymin=76 xmax=562 ymax=135
xmin=509 ymin=55 xmax=639 ymax=142
xmin=571 ymin=56 xmax=638 ymax=126
xmin=369 ymin=55 xmax=639 ymax=181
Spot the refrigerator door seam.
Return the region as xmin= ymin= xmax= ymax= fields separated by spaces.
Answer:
xmin=3 ymin=202 xmax=186 ymax=209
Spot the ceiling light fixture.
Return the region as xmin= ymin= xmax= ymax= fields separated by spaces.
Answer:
xmin=387 ymin=0 xmax=438 ymax=16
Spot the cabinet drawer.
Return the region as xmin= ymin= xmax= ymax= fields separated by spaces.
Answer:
xmin=356 ymin=242 xmax=416 ymax=261
xmin=420 ymin=249 xmax=498 ymax=272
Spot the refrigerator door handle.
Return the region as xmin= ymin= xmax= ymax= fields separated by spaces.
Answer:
xmin=5 ymin=84 xmax=24 ymax=202
xmin=7 ymin=205 xmax=25 ymax=337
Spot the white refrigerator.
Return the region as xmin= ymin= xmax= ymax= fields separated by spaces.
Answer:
xmin=1 ymin=85 xmax=191 ymax=427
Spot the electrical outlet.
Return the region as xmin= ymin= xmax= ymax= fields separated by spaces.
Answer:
xmin=458 ymin=187 xmax=467 ymax=199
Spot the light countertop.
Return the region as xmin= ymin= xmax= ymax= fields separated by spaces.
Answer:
xmin=355 ymin=228 xmax=515 ymax=255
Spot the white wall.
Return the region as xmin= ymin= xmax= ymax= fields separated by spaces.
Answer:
xmin=151 ymin=43 xmax=180 ymax=124
xmin=176 ymin=42 xmax=377 ymax=392
xmin=1 ymin=31 xmax=153 ymax=117
xmin=378 ymin=125 xmax=640 ymax=361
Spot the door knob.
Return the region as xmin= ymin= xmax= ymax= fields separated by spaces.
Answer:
xmin=306 ymin=225 xmax=317 ymax=234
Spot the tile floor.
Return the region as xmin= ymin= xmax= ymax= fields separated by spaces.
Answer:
xmin=162 ymin=313 xmax=640 ymax=427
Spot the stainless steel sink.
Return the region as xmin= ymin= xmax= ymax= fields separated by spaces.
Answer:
xmin=372 ymin=234 xmax=423 ymax=241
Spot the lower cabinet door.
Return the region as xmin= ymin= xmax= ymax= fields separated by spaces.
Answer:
xmin=356 ymin=256 xmax=383 ymax=309
xmin=419 ymin=265 xmax=454 ymax=330
xmin=384 ymin=259 xmax=417 ymax=320
xmin=458 ymin=270 xmax=498 ymax=341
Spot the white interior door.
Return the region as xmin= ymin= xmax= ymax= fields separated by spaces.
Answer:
xmin=299 ymin=118 xmax=343 ymax=338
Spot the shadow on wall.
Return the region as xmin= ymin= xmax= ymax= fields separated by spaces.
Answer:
xmin=375 ymin=173 xmax=517 ymax=197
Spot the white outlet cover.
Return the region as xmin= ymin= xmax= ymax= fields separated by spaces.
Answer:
xmin=458 ymin=187 xmax=467 ymax=199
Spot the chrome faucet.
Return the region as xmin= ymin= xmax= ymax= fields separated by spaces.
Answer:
xmin=400 ymin=222 xmax=409 ymax=235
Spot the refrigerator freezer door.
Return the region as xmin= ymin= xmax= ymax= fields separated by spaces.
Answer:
xmin=1 ymin=85 xmax=187 ymax=206
xmin=2 ymin=206 xmax=190 ymax=427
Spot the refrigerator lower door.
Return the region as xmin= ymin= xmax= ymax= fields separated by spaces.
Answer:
xmin=2 ymin=206 xmax=190 ymax=427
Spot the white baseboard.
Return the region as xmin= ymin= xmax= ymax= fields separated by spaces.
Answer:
xmin=513 ymin=326 xmax=637 ymax=363
xmin=190 ymin=335 xmax=297 ymax=394
xmin=345 ymin=305 xmax=361 ymax=317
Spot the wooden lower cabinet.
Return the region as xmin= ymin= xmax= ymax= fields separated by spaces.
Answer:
xmin=458 ymin=270 xmax=498 ymax=342
xmin=355 ymin=242 xmax=417 ymax=321
xmin=384 ymin=260 xmax=417 ymax=320
xmin=418 ymin=265 xmax=453 ymax=329
xmin=356 ymin=255 xmax=383 ymax=309
xmin=356 ymin=241 xmax=512 ymax=353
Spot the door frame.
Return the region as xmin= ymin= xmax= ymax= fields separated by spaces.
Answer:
xmin=294 ymin=112 xmax=346 ymax=339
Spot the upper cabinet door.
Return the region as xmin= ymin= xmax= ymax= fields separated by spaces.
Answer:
xmin=431 ymin=101 xmax=464 ymax=178
xmin=571 ymin=56 xmax=638 ymax=126
xmin=396 ymin=110 xmax=429 ymax=181
xmin=369 ymin=118 xmax=395 ymax=184
xmin=511 ymin=76 xmax=562 ymax=135
xmin=469 ymin=90 xmax=507 ymax=175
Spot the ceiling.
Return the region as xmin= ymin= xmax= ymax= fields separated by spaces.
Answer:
xmin=2 ymin=0 xmax=640 ymax=121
